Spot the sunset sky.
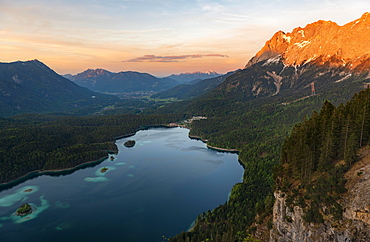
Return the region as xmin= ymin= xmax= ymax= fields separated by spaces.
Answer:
xmin=1 ymin=0 xmax=370 ymax=76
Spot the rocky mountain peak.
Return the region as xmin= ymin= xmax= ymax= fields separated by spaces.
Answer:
xmin=358 ymin=11 xmax=370 ymax=22
xmin=76 ymin=68 xmax=111 ymax=78
xmin=246 ymin=13 xmax=370 ymax=69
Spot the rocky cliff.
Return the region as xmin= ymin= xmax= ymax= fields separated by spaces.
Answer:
xmin=270 ymin=147 xmax=370 ymax=242
xmin=246 ymin=12 xmax=370 ymax=71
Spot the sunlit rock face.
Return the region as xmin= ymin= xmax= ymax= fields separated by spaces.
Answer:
xmin=246 ymin=12 xmax=370 ymax=71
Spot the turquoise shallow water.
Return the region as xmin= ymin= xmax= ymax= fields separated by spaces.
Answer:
xmin=0 ymin=127 xmax=243 ymax=242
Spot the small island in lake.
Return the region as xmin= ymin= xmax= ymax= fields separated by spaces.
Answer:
xmin=24 ymin=189 xmax=33 ymax=193
xmin=124 ymin=140 xmax=136 ymax=147
xmin=16 ymin=203 xmax=32 ymax=216
xmin=110 ymin=156 xmax=115 ymax=161
xmin=100 ymin=167 xmax=108 ymax=173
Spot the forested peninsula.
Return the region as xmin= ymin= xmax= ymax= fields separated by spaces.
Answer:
xmin=0 ymin=113 xmax=187 ymax=184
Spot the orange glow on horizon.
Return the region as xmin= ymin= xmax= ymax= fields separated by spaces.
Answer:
xmin=45 ymin=55 xmax=248 ymax=76
xmin=1 ymin=0 xmax=369 ymax=76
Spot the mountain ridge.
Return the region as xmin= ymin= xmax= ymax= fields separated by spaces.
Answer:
xmin=66 ymin=68 xmax=178 ymax=93
xmin=246 ymin=12 xmax=370 ymax=71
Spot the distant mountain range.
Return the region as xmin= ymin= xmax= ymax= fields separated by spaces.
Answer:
xmin=63 ymin=69 xmax=223 ymax=95
xmin=64 ymin=69 xmax=178 ymax=93
xmin=0 ymin=60 xmax=229 ymax=117
xmin=0 ymin=60 xmax=117 ymax=117
xmin=152 ymin=70 xmax=236 ymax=100
xmin=166 ymin=71 xmax=221 ymax=83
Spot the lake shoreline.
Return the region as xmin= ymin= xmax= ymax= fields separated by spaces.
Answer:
xmin=0 ymin=156 xmax=109 ymax=188
xmin=0 ymin=124 xmax=177 ymax=188
xmin=113 ymin=124 xmax=178 ymax=140
xmin=0 ymin=124 xmax=242 ymax=188
xmin=188 ymin=135 xmax=239 ymax=154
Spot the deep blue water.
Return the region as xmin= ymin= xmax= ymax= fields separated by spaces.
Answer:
xmin=0 ymin=127 xmax=243 ymax=242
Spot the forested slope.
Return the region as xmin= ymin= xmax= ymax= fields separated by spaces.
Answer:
xmin=276 ymin=88 xmax=370 ymax=225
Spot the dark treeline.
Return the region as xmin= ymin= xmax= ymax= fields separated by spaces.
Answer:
xmin=275 ymin=88 xmax=370 ymax=223
xmin=0 ymin=113 xmax=187 ymax=184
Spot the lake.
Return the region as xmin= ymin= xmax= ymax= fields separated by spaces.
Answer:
xmin=0 ymin=127 xmax=243 ymax=241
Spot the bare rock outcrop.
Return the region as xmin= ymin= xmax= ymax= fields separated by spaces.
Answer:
xmin=270 ymin=147 xmax=370 ymax=241
xmin=270 ymin=191 xmax=355 ymax=242
xmin=342 ymin=148 xmax=370 ymax=227
xmin=266 ymin=71 xmax=283 ymax=95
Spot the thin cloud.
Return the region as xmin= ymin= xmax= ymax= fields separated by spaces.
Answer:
xmin=124 ymin=54 xmax=229 ymax=62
